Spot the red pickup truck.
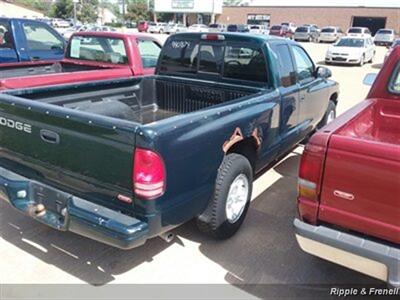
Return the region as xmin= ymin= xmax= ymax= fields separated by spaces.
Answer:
xmin=0 ymin=31 xmax=161 ymax=90
xmin=294 ymin=47 xmax=400 ymax=287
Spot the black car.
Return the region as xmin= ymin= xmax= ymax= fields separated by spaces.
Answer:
xmin=227 ymin=24 xmax=249 ymax=33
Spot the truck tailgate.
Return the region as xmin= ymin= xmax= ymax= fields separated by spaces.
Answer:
xmin=0 ymin=93 xmax=138 ymax=211
xmin=318 ymin=99 xmax=400 ymax=244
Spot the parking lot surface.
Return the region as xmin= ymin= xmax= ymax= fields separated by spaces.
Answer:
xmin=0 ymin=38 xmax=387 ymax=292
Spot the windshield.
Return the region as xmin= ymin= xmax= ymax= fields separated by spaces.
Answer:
xmin=250 ymin=26 xmax=260 ymax=29
xmin=335 ymin=38 xmax=364 ymax=47
xmin=377 ymin=29 xmax=392 ymax=34
xmin=296 ymin=27 xmax=308 ymax=33
xmin=281 ymin=23 xmax=289 ymax=26
xmin=271 ymin=26 xmax=281 ymax=30
xmin=209 ymin=24 xmax=219 ymax=28
xmin=321 ymin=28 xmax=335 ymax=33
xmin=68 ymin=36 xmax=128 ymax=64
xmin=348 ymin=28 xmax=362 ymax=33
xmin=227 ymin=25 xmax=237 ymax=31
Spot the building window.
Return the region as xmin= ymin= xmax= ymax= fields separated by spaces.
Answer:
xmin=247 ymin=14 xmax=270 ymax=26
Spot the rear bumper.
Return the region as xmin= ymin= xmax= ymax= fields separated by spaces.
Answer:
xmin=294 ymin=218 xmax=400 ymax=287
xmin=0 ymin=166 xmax=149 ymax=249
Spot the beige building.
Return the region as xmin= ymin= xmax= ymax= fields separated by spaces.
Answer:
xmin=0 ymin=0 xmax=44 ymax=19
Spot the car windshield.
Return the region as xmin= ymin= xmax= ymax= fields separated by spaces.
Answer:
xmin=335 ymin=38 xmax=364 ymax=47
xmin=281 ymin=23 xmax=289 ymax=26
xmin=149 ymin=22 xmax=156 ymax=26
xmin=250 ymin=26 xmax=260 ymax=29
xmin=377 ymin=29 xmax=392 ymax=34
xmin=209 ymin=24 xmax=219 ymax=28
xmin=67 ymin=36 xmax=128 ymax=64
xmin=348 ymin=28 xmax=362 ymax=33
xmin=227 ymin=25 xmax=237 ymax=31
xmin=321 ymin=28 xmax=335 ymax=33
xmin=271 ymin=26 xmax=281 ymax=30
xmin=296 ymin=27 xmax=308 ymax=32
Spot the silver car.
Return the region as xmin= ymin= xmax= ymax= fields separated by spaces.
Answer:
xmin=294 ymin=26 xmax=319 ymax=42
xmin=319 ymin=27 xmax=344 ymax=43
xmin=374 ymin=29 xmax=396 ymax=46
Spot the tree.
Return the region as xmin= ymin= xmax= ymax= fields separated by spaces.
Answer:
xmin=223 ymin=0 xmax=243 ymax=5
xmin=49 ymin=0 xmax=74 ymax=19
xmin=78 ymin=0 xmax=99 ymax=23
xmin=125 ymin=0 xmax=151 ymax=22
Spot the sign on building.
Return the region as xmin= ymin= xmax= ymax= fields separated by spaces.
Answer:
xmin=154 ymin=0 xmax=223 ymax=14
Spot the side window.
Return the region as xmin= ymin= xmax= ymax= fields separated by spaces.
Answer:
xmin=271 ymin=44 xmax=296 ymax=87
xmin=22 ymin=22 xmax=64 ymax=51
xmin=199 ymin=44 xmax=224 ymax=73
xmin=223 ymin=45 xmax=267 ymax=82
xmin=292 ymin=46 xmax=314 ymax=82
xmin=0 ymin=20 xmax=14 ymax=49
xmin=137 ymin=39 xmax=161 ymax=68
xmin=390 ymin=64 xmax=400 ymax=93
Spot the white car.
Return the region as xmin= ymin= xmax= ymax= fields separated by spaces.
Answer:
xmin=325 ymin=37 xmax=376 ymax=66
xmin=346 ymin=27 xmax=372 ymax=38
xmin=208 ymin=23 xmax=226 ymax=33
xmin=374 ymin=29 xmax=396 ymax=46
xmin=319 ymin=26 xmax=344 ymax=43
xmin=165 ymin=23 xmax=187 ymax=34
xmin=52 ymin=18 xmax=70 ymax=28
xmin=188 ymin=24 xmax=208 ymax=33
xmin=249 ymin=25 xmax=269 ymax=35
xmin=148 ymin=22 xmax=168 ymax=34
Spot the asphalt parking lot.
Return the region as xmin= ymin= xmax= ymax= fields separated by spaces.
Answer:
xmin=0 ymin=37 xmax=388 ymax=293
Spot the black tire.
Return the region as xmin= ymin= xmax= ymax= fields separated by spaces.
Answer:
xmin=196 ymin=153 xmax=253 ymax=239
xmin=318 ymin=100 xmax=337 ymax=129
xmin=359 ymin=55 xmax=365 ymax=66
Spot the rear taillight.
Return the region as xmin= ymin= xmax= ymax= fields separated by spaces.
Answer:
xmin=133 ymin=148 xmax=165 ymax=200
xmin=298 ymin=143 xmax=326 ymax=201
xmin=201 ymin=34 xmax=225 ymax=41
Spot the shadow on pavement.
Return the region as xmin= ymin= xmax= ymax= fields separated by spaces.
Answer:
xmin=0 ymin=151 xmax=382 ymax=293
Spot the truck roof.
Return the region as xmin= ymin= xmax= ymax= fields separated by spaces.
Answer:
xmin=169 ymin=32 xmax=293 ymax=46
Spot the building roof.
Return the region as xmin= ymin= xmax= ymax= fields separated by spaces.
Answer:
xmin=236 ymin=0 xmax=400 ymax=8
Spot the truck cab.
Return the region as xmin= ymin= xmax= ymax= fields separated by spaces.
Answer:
xmin=0 ymin=18 xmax=65 ymax=63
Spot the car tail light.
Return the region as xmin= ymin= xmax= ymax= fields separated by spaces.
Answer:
xmin=133 ymin=148 xmax=165 ymax=200
xmin=298 ymin=143 xmax=326 ymax=201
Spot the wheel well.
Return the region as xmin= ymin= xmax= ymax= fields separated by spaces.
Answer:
xmin=329 ymin=92 xmax=338 ymax=105
xmin=226 ymin=137 xmax=258 ymax=173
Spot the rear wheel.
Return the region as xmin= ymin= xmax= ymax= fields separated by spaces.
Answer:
xmin=196 ymin=153 xmax=253 ymax=239
xmin=318 ymin=100 xmax=337 ymax=129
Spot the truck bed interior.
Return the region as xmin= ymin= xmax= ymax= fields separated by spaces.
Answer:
xmin=337 ymin=99 xmax=400 ymax=145
xmin=0 ymin=62 xmax=109 ymax=80
xmin=14 ymin=77 xmax=261 ymax=124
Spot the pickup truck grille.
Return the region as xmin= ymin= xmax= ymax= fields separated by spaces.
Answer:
xmin=156 ymin=80 xmax=251 ymax=113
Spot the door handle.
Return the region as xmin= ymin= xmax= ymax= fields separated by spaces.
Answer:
xmin=40 ymin=129 xmax=60 ymax=144
xmin=31 ymin=56 xmax=40 ymax=61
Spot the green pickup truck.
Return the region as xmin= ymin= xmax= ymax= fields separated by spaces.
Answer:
xmin=0 ymin=33 xmax=339 ymax=249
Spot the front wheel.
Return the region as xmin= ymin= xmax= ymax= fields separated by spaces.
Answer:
xmin=196 ymin=153 xmax=253 ymax=239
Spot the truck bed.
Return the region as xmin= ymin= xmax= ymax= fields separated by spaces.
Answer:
xmin=0 ymin=61 xmax=106 ymax=80
xmin=335 ymin=98 xmax=400 ymax=146
xmin=13 ymin=76 xmax=260 ymax=125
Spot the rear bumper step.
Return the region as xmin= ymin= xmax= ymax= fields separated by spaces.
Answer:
xmin=294 ymin=218 xmax=400 ymax=288
xmin=0 ymin=167 xmax=149 ymax=249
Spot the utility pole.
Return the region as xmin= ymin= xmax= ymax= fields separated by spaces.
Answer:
xmin=73 ymin=0 xmax=79 ymax=26
xmin=122 ymin=0 xmax=125 ymax=21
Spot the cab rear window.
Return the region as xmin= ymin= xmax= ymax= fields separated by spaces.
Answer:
xmin=159 ymin=38 xmax=268 ymax=83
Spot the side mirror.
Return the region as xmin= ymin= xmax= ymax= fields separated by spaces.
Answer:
xmin=316 ymin=66 xmax=332 ymax=79
xmin=363 ymin=73 xmax=377 ymax=86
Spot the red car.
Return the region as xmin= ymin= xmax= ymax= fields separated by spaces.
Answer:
xmin=294 ymin=47 xmax=400 ymax=287
xmin=269 ymin=25 xmax=294 ymax=39
xmin=138 ymin=21 xmax=149 ymax=32
xmin=0 ymin=31 xmax=161 ymax=90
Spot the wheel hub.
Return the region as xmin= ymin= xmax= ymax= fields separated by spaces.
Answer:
xmin=225 ymin=174 xmax=249 ymax=223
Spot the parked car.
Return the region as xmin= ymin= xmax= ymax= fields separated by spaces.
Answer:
xmin=384 ymin=38 xmax=400 ymax=61
xmin=294 ymin=26 xmax=319 ymax=42
xmin=0 ymin=33 xmax=338 ymax=249
xmin=208 ymin=23 xmax=226 ymax=33
xmin=325 ymin=37 xmax=375 ymax=66
xmin=281 ymin=22 xmax=296 ymax=33
xmin=249 ymin=25 xmax=269 ymax=35
xmin=188 ymin=24 xmax=208 ymax=32
xmin=148 ymin=22 xmax=168 ymax=34
xmin=346 ymin=27 xmax=372 ymax=38
xmin=0 ymin=32 xmax=161 ymax=90
xmin=318 ymin=26 xmax=343 ymax=43
xmin=0 ymin=18 xmax=65 ymax=63
xmin=138 ymin=21 xmax=149 ymax=32
xmin=294 ymin=46 xmax=400 ymax=288
xmin=227 ymin=24 xmax=249 ymax=33
xmin=51 ymin=18 xmax=70 ymax=28
xmin=374 ymin=28 xmax=396 ymax=46
xmin=165 ymin=23 xmax=187 ymax=34
xmin=269 ymin=25 xmax=293 ymax=39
